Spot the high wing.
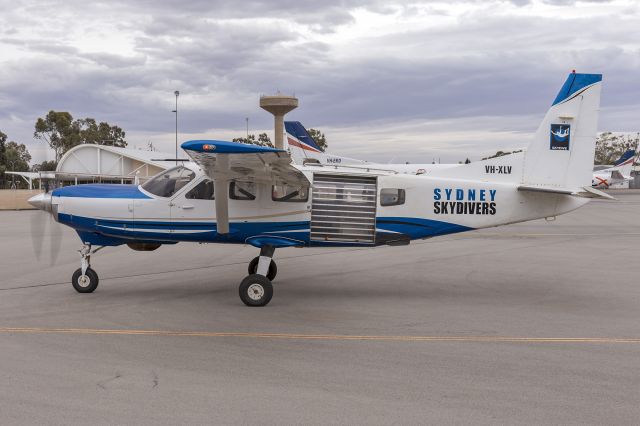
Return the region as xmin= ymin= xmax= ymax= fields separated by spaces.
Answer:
xmin=181 ymin=140 xmax=309 ymax=234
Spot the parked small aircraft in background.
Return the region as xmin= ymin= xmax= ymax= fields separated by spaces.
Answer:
xmin=285 ymin=121 xmax=458 ymax=175
xmin=29 ymin=72 xmax=607 ymax=306
xmin=592 ymin=149 xmax=638 ymax=188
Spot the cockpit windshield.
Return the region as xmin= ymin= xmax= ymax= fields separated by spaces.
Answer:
xmin=142 ymin=166 xmax=195 ymax=198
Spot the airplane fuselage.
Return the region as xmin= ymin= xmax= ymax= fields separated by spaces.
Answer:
xmin=49 ymin=163 xmax=587 ymax=249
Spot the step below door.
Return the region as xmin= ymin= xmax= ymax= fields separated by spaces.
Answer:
xmin=310 ymin=173 xmax=377 ymax=244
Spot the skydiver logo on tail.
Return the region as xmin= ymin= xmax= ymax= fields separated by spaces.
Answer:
xmin=550 ymin=124 xmax=571 ymax=151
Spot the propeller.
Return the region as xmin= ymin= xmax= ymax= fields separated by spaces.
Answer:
xmin=28 ymin=192 xmax=63 ymax=266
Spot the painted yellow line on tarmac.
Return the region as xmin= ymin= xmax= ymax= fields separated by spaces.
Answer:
xmin=1 ymin=327 xmax=639 ymax=344
xmin=470 ymin=232 xmax=640 ymax=237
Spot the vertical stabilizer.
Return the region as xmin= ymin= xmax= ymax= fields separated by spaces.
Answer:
xmin=523 ymin=73 xmax=602 ymax=190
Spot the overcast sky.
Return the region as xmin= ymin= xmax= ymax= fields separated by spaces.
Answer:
xmin=1 ymin=0 xmax=639 ymax=164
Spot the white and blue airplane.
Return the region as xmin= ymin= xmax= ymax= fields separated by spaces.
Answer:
xmin=29 ymin=72 xmax=608 ymax=306
xmin=285 ymin=120 xmax=458 ymax=175
xmin=592 ymin=149 xmax=638 ymax=188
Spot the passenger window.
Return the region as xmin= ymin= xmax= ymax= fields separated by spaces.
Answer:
xmin=380 ymin=188 xmax=405 ymax=206
xmin=272 ymin=185 xmax=308 ymax=202
xmin=186 ymin=179 xmax=215 ymax=200
xmin=142 ymin=166 xmax=195 ymax=198
xmin=229 ymin=181 xmax=256 ymax=200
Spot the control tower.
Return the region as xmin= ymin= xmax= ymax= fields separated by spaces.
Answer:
xmin=260 ymin=94 xmax=298 ymax=150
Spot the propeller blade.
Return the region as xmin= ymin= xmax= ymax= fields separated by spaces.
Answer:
xmin=30 ymin=210 xmax=45 ymax=261
xmin=48 ymin=214 xmax=62 ymax=266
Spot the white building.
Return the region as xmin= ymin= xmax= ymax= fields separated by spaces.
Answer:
xmin=56 ymin=144 xmax=178 ymax=185
xmin=6 ymin=144 xmax=179 ymax=189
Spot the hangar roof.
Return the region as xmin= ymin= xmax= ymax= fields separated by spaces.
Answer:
xmin=56 ymin=144 xmax=181 ymax=181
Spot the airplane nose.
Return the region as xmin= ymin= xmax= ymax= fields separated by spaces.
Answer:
xmin=28 ymin=192 xmax=52 ymax=213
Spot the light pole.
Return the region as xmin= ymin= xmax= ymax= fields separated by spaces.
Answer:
xmin=245 ymin=117 xmax=249 ymax=138
xmin=172 ymin=90 xmax=180 ymax=165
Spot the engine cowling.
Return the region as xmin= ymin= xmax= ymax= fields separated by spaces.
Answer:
xmin=127 ymin=243 xmax=162 ymax=251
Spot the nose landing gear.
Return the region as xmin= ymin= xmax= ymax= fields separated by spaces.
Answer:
xmin=240 ymin=245 xmax=277 ymax=307
xmin=71 ymin=244 xmax=103 ymax=293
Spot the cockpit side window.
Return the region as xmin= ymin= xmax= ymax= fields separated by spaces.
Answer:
xmin=229 ymin=181 xmax=256 ymax=200
xmin=186 ymin=179 xmax=215 ymax=200
xmin=142 ymin=166 xmax=195 ymax=198
xmin=272 ymin=184 xmax=308 ymax=202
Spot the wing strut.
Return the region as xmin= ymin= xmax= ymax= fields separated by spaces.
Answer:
xmin=181 ymin=140 xmax=311 ymax=236
xmin=214 ymin=156 xmax=230 ymax=234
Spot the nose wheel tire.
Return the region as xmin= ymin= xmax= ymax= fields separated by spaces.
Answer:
xmin=247 ymin=257 xmax=277 ymax=281
xmin=239 ymin=274 xmax=273 ymax=307
xmin=72 ymin=268 xmax=99 ymax=293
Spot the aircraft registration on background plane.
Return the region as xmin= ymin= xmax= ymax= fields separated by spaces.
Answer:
xmin=29 ymin=72 xmax=607 ymax=306
xmin=591 ymin=149 xmax=638 ymax=188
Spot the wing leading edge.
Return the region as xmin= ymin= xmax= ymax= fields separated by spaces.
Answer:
xmin=181 ymin=140 xmax=309 ymax=234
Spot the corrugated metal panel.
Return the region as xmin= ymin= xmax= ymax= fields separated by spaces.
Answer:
xmin=311 ymin=174 xmax=377 ymax=244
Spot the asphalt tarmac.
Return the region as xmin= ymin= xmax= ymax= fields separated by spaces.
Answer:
xmin=1 ymin=190 xmax=639 ymax=425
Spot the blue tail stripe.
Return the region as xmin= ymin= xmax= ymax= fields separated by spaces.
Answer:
xmin=552 ymin=73 xmax=602 ymax=106
xmin=614 ymin=149 xmax=636 ymax=166
xmin=284 ymin=121 xmax=323 ymax=152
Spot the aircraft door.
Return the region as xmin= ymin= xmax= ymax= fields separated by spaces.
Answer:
xmin=310 ymin=173 xmax=377 ymax=244
xmin=132 ymin=195 xmax=172 ymax=237
xmin=170 ymin=178 xmax=216 ymax=238
xmin=133 ymin=166 xmax=195 ymax=237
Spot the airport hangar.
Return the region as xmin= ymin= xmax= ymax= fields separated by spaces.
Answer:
xmin=8 ymin=144 xmax=177 ymax=189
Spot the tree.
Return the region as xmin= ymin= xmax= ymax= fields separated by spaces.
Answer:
xmin=307 ymin=128 xmax=328 ymax=150
xmin=0 ymin=131 xmax=32 ymax=188
xmin=594 ymin=132 xmax=639 ymax=165
xmin=34 ymin=111 xmax=127 ymax=162
xmin=34 ymin=111 xmax=76 ymax=162
xmin=6 ymin=141 xmax=31 ymax=171
xmin=0 ymin=130 xmax=6 ymax=187
xmin=232 ymin=133 xmax=274 ymax=147
xmin=4 ymin=141 xmax=31 ymax=188
xmin=77 ymin=118 xmax=127 ymax=147
xmin=481 ymin=149 xmax=522 ymax=160
xmin=31 ymin=160 xmax=58 ymax=172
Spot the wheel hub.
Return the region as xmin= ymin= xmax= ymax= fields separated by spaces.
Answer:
xmin=77 ymin=275 xmax=90 ymax=288
xmin=247 ymin=283 xmax=265 ymax=301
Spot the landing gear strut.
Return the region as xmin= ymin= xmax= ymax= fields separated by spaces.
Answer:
xmin=71 ymin=244 xmax=102 ymax=293
xmin=240 ymin=245 xmax=276 ymax=307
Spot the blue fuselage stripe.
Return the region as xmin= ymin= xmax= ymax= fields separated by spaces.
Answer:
xmin=57 ymin=213 xmax=473 ymax=246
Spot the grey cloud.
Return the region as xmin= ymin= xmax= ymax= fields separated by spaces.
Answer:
xmin=1 ymin=0 xmax=639 ymax=163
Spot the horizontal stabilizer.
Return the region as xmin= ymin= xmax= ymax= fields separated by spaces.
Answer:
xmin=517 ymin=185 xmax=615 ymax=200
xmin=577 ymin=186 xmax=616 ymax=200
xmin=517 ymin=185 xmax=574 ymax=195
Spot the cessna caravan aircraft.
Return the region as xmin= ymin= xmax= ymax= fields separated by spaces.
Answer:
xmin=30 ymin=72 xmax=607 ymax=306
xmin=592 ymin=149 xmax=638 ymax=188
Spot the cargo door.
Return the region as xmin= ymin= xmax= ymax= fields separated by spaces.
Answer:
xmin=310 ymin=174 xmax=377 ymax=244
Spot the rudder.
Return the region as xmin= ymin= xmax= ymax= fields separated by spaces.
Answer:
xmin=523 ymin=73 xmax=602 ymax=190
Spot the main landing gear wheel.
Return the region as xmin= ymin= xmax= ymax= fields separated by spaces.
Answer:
xmin=72 ymin=267 xmax=99 ymax=293
xmin=239 ymin=274 xmax=273 ymax=307
xmin=248 ymin=256 xmax=277 ymax=280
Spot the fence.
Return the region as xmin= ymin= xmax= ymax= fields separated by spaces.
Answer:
xmin=0 ymin=189 xmax=41 ymax=210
